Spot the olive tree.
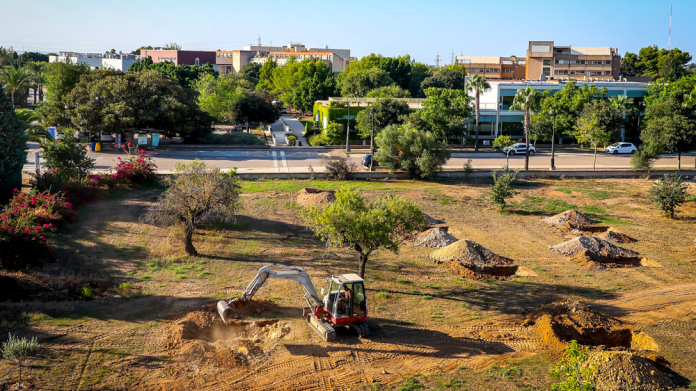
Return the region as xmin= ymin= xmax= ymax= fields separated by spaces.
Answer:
xmin=303 ymin=187 xmax=427 ymax=278
xmin=2 ymin=333 xmax=40 ymax=383
xmin=648 ymin=172 xmax=688 ymax=218
xmin=141 ymin=160 xmax=240 ymax=256
xmin=374 ymin=124 xmax=451 ymax=178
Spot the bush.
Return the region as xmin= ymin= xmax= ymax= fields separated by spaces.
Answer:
xmin=374 ymin=124 xmax=451 ymax=178
xmin=285 ymin=134 xmax=298 ymax=146
xmin=32 ymin=172 xmax=100 ymax=207
xmin=2 ymin=333 xmax=40 ymax=382
xmin=322 ymin=154 xmax=355 ymax=180
xmin=489 ymin=169 xmax=518 ymax=212
xmin=631 ymin=144 xmax=659 ymax=174
xmin=0 ymin=85 xmax=28 ymax=204
xmin=198 ymin=132 xmax=265 ymax=145
xmin=112 ymin=145 xmax=158 ymax=186
xmin=308 ymin=134 xmax=326 ymax=146
xmin=648 ymin=172 xmax=687 ymax=218
xmin=41 ymin=137 xmax=95 ymax=182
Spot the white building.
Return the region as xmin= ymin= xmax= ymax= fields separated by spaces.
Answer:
xmin=49 ymin=52 xmax=139 ymax=71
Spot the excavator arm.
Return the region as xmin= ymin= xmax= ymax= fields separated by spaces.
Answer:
xmin=217 ymin=264 xmax=323 ymax=324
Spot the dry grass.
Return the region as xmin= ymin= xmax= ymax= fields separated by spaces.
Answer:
xmin=1 ymin=177 xmax=695 ymax=390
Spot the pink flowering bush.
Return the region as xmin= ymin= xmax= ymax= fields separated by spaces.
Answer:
xmin=33 ymin=170 xmax=100 ymax=207
xmin=113 ymin=143 xmax=158 ymax=186
xmin=0 ymin=189 xmax=73 ymax=270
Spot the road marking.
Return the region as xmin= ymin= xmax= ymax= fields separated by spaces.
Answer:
xmin=272 ymin=151 xmax=280 ymax=172
xmin=280 ymin=151 xmax=289 ymax=172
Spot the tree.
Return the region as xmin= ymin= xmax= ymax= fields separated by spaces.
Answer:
xmin=642 ymin=98 xmax=696 ymax=169
xmin=421 ymin=87 xmax=473 ymax=140
xmin=489 ymin=169 xmax=518 ymax=212
xmin=239 ymin=62 xmax=262 ymax=80
xmin=493 ymin=135 xmax=515 ymax=168
xmin=339 ymin=54 xmax=414 ymax=92
xmin=257 ymin=58 xmax=277 ymax=91
xmin=24 ymin=61 xmax=47 ymax=104
xmin=292 ymin=73 xmax=336 ymax=113
xmin=129 ymin=57 xmax=218 ymax=88
xmin=0 ymin=67 xmax=31 ymax=106
xmin=620 ymin=52 xmax=642 ymax=76
xmin=421 ymin=67 xmax=467 ymax=91
xmin=2 ymin=333 xmax=40 ymax=383
xmin=648 ymin=172 xmax=688 ymax=218
xmin=0 ymin=88 xmax=27 ymax=204
xmin=408 ymin=62 xmax=432 ymax=98
xmin=639 ymin=45 xmax=667 ymax=76
xmin=337 ymin=67 xmax=393 ymax=97
xmin=366 ymin=85 xmax=411 ymax=98
xmin=549 ymin=340 xmax=595 ymax=391
xmin=194 ymin=73 xmax=252 ymax=122
xmin=373 ymin=124 xmax=451 ymax=178
xmin=17 ymin=52 xmax=48 ymax=64
xmin=230 ymin=89 xmax=281 ymax=125
xmin=466 ymin=74 xmax=491 ymax=151
xmin=131 ymin=46 xmax=153 ymax=55
xmin=323 ymin=122 xmax=345 ymax=145
xmin=43 ymin=60 xmax=90 ymax=103
xmin=631 ymin=144 xmax=659 ymax=175
xmin=15 ymin=109 xmax=53 ymax=142
xmin=141 ymin=160 xmax=240 ymax=256
xmin=42 ymin=136 xmax=95 ymax=181
xmin=659 ymin=48 xmax=692 ymax=81
xmin=164 ymin=42 xmax=182 ymax=50
xmin=574 ymin=100 xmax=622 ymax=170
xmin=509 ymin=86 xmax=543 ymax=170
xmin=303 ymin=187 xmax=427 ymax=278
xmin=268 ymin=57 xmax=335 ymax=108
xmin=355 ymin=98 xmax=411 ymax=139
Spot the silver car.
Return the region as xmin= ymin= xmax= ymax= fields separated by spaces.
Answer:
xmin=503 ymin=143 xmax=536 ymax=156
xmin=604 ymin=142 xmax=637 ymax=154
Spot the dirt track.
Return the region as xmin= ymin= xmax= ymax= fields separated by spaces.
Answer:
xmin=592 ymin=283 xmax=696 ymax=325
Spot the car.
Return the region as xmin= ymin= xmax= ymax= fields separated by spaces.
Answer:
xmin=604 ymin=142 xmax=637 ymax=154
xmin=502 ymin=143 xmax=536 ymax=156
xmin=361 ymin=154 xmax=377 ymax=168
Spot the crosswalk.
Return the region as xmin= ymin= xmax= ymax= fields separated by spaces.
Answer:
xmin=271 ymin=151 xmax=289 ymax=172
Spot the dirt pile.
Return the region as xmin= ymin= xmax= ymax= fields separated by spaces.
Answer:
xmin=424 ymin=214 xmax=444 ymax=226
xmin=523 ymin=300 xmax=654 ymax=358
xmin=585 ymin=351 xmax=676 ymax=391
xmin=544 ymin=210 xmax=598 ymax=232
xmin=296 ymin=188 xmax=336 ymax=208
xmin=550 ymin=236 xmax=642 ymax=268
xmin=596 ymin=228 xmax=637 ymax=244
xmin=413 ymin=228 xmax=459 ymax=248
xmin=430 ymin=240 xmax=518 ymax=280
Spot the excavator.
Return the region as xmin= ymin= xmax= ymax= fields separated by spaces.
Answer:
xmin=217 ymin=264 xmax=369 ymax=342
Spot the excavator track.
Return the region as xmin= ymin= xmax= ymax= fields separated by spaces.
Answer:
xmin=307 ymin=314 xmax=336 ymax=342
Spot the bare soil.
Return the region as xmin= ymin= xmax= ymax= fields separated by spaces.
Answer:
xmin=295 ymin=188 xmax=336 ymax=208
xmin=430 ymin=239 xmax=518 ymax=279
xmin=412 ymin=227 xmax=459 ymax=248
xmin=550 ymin=236 xmax=643 ymax=268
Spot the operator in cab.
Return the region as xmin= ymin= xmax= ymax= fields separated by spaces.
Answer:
xmin=338 ymin=285 xmax=352 ymax=314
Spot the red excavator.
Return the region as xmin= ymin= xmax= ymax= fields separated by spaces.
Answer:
xmin=217 ymin=264 xmax=369 ymax=341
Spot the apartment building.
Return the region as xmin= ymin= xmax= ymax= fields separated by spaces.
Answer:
xmin=455 ymin=56 xmax=526 ymax=80
xmin=139 ymin=49 xmax=216 ymax=66
xmin=525 ymin=41 xmax=621 ymax=81
xmin=217 ymin=43 xmax=350 ymax=75
xmin=48 ymin=52 xmax=139 ymax=71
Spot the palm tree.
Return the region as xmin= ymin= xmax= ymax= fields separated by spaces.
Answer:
xmin=509 ymin=86 xmax=542 ymax=170
xmin=0 ymin=67 xmax=31 ymax=107
xmin=466 ymin=74 xmax=491 ymax=151
xmin=609 ymin=95 xmax=631 ymax=141
xmin=24 ymin=62 xmax=46 ymax=104
xmin=15 ymin=108 xmax=53 ymax=143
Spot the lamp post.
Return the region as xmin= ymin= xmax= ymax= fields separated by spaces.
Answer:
xmin=549 ymin=109 xmax=557 ymax=171
xmin=369 ymin=107 xmax=375 ymax=172
xmin=63 ymin=104 xmax=68 ymax=127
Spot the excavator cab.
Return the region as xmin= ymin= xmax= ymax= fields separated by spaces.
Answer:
xmin=323 ymin=274 xmax=367 ymax=320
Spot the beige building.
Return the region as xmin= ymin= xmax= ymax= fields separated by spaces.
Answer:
xmin=525 ymin=41 xmax=621 ymax=81
xmin=455 ymin=56 xmax=526 ymax=80
xmin=216 ymin=43 xmax=350 ymax=75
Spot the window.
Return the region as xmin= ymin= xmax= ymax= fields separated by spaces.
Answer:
xmin=532 ymin=45 xmax=550 ymax=52
xmin=195 ymin=58 xmax=200 ymax=66
xmin=604 ymin=71 xmax=612 ymax=75
xmin=543 ymin=59 xmax=551 ymax=66
xmin=503 ymin=68 xmax=514 ymax=73
xmin=555 ymin=70 xmax=569 ymax=75
xmin=542 ymin=67 xmax=551 ymax=76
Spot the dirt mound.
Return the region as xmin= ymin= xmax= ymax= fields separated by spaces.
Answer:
xmin=430 ymin=240 xmax=517 ymax=279
xmin=524 ymin=300 xmax=651 ymax=358
xmin=585 ymin=351 xmax=675 ymax=391
xmin=550 ymin=236 xmax=641 ymax=267
xmin=413 ymin=228 xmax=458 ymax=248
xmin=544 ymin=210 xmax=597 ymax=231
xmin=296 ymin=188 xmax=336 ymax=208
xmin=424 ymin=214 xmax=444 ymax=226
xmin=597 ymin=228 xmax=637 ymax=244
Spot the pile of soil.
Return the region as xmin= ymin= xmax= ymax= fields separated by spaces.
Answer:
xmin=424 ymin=214 xmax=444 ymax=226
xmin=295 ymin=188 xmax=336 ymax=208
xmin=430 ymin=240 xmax=518 ymax=280
xmin=413 ymin=228 xmax=459 ymax=248
xmin=550 ymin=236 xmax=642 ymax=268
xmin=585 ymin=351 xmax=676 ymax=391
xmin=524 ymin=300 xmax=657 ymax=358
xmin=596 ymin=228 xmax=637 ymax=244
xmin=543 ymin=210 xmax=597 ymax=231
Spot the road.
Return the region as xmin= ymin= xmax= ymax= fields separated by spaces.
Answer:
xmin=23 ymin=145 xmax=696 ymax=174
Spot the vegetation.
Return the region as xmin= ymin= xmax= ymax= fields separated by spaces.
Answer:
xmin=303 ymin=187 xmax=427 ymax=278
xmin=489 ymin=169 xmax=518 ymax=212
xmin=648 ymin=172 xmax=688 ymax=218
xmin=620 ymin=45 xmax=691 ymax=81
xmin=466 ymin=74 xmax=492 ymax=151
xmin=355 ymin=97 xmax=411 ymax=139
xmin=0 ymin=67 xmax=31 ymax=106
xmin=641 ymin=98 xmax=696 ymax=169
xmin=420 ymin=87 xmax=472 ymax=140
xmin=420 ymin=65 xmax=467 ymax=91
xmin=2 ymin=333 xmax=40 ymax=383
xmin=194 ymin=73 xmax=254 ymax=122
xmin=15 ymin=108 xmax=53 ymax=142
xmin=374 ymin=124 xmax=451 ymax=178
xmin=128 ymin=56 xmax=217 ymax=88
xmin=322 ymin=153 xmax=355 ymax=180
xmin=574 ymin=100 xmax=623 ymax=170
xmin=493 ymin=135 xmax=515 ymax=168
xmin=41 ymin=135 xmax=96 ymax=182
xmin=141 ymin=160 xmax=240 ymax=256
xmin=198 ymin=132 xmax=265 ymax=145
xmin=549 ymin=340 xmax=595 ymax=391
xmin=630 ymin=144 xmax=659 ymax=174
xmin=0 ymin=89 xmax=28 ymax=203
xmin=510 ymin=86 xmax=543 ymax=170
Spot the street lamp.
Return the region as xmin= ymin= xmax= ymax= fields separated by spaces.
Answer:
xmin=549 ymin=109 xmax=557 ymax=171
xmin=63 ymin=104 xmax=68 ymax=126
xmin=369 ymin=107 xmax=375 ymax=172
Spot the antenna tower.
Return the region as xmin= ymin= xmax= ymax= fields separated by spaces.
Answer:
xmin=668 ymin=5 xmax=672 ymax=50
xmin=258 ymin=35 xmax=262 ymax=46
xmin=451 ymin=50 xmax=455 ymax=65
xmin=435 ymin=52 xmax=441 ymax=67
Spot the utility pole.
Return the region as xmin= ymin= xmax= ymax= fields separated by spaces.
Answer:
xmin=369 ymin=107 xmax=375 ymax=172
xmin=435 ymin=53 xmax=441 ymax=67
xmin=550 ymin=109 xmax=557 ymax=171
xmin=450 ymin=50 xmax=455 ymax=65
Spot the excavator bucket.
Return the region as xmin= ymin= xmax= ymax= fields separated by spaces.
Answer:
xmin=217 ymin=298 xmax=244 ymax=324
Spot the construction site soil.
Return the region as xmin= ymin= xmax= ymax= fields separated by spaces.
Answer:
xmin=430 ymin=239 xmax=519 ymax=279
xmin=550 ymin=236 xmax=649 ymax=269
xmin=412 ymin=227 xmax=459 ymax=248
xmin=295 ymin=188 xmax=336 ymax=208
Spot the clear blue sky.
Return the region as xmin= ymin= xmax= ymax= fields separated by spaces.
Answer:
xmin=2 ymin=0 xmax=694 ymax=64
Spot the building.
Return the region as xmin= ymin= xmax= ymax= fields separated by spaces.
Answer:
xmin=455 ymin=56 xmax=526 ymax=80
xmin=139 ymin=49 xmax=216 ymax=66
xmin=216 ymin=43 xmax=350 ymax=75
xmin=525 ymin=41 xmax=621 ymax=81
xmin=48 ymin=52 xmax=139 ymax=71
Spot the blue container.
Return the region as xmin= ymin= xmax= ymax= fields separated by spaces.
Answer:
xmin=91 ymin=142 xmax=96 ymax=151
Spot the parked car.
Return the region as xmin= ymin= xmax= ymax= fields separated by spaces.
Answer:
xmin=502 ymin=143 xmax=536 ymax=156
xmin=604 ymin=142 xmax=637 ymax=154
xmin=361 ymin=154 xmax=377 ymax=168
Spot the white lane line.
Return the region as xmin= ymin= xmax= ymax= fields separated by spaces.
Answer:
xmin=272 ymin=151 xmax=280 ymax=172
xmin=280 ymin=151 xmax=289 ymax=172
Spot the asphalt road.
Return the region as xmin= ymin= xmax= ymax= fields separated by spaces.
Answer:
xmin=23 ymin=145 xmax=696 ymax=174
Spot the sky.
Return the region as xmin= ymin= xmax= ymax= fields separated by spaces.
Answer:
xmin=1 ymin=0 xmax=694 ymax=64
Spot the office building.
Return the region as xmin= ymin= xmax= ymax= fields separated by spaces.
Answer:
xmin=217 ymin=43 xmax=350 ymax=75
xmin=525 ymin=41 xmax=621 ymax=81
xmin=48 ymin=52 xmax=139 ymax=71
xmin=139 ymin=49 xmax=216 ymax=66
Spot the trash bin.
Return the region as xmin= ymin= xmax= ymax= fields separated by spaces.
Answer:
xmin=91 ymin=142 xmax=96 ymax=151
xmin=95 ymin=142 xmax=101 ymax=152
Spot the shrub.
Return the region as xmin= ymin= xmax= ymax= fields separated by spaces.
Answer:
xmin=322 ymin=154 xmax=355 ymax=180
xmin=113 ymin=145 xmax=158 ymax=186
xmin=374 ymin=124 xmax=451 ymax=178
xmin=32 ymin=172 xmax=100 ymax=207
xmin=198 ymin=132 xmax=265 ymax=145
xmin=285 ymin=134 xmax=298 ymax=146
xmin=0 ymin=86 xmax=28 ymax=204
xmin=308 ymin=134 xmax=326 ymax=146
xmin=3 ymin=189 xmax=77 ymax=228
xmin=41 ymin=136 xmax=95 ymax=181
xmin=489 ymin=169 xmax=518 ymax=212
xmin=648 ymin=172 xmax=687 ymax=218
xmin=631 ymin=144 xmax=659 ymax=174
xmin=2 ymin=333 xmax=40 ymax=383
xmin=79 ymin=285 xmax=95 ymax=300
xmin=549 ymin=340 xmax=595 ymax=391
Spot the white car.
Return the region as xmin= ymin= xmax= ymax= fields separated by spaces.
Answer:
xmin=604 ymin=142 xmax=637 ymax=154
xmin=502 ymin=143 xmax=536 ymax=156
